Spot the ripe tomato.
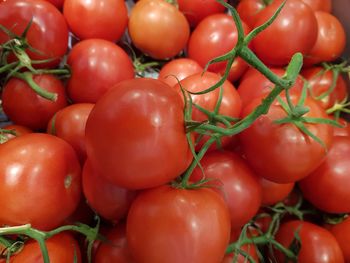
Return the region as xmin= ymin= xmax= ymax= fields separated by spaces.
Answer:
xmin=128 ymin=0 xmax=190 ymax=59
xmin=158 ymin=58 xmax=203 ymax=88
xmin=191 ymin=151 xmax=262 ymax=230
xmin=82 ymin=160 xmax=137 ymax=223
xmin=66 ymin=39 xmax=134 ymax=103
xmin=47 ymin=103 xmax=94 ymax=164
xmin=304 ymin=11 xmax=346 ymax=65
xmin=177 ymin=0 xmax=227 ymax=27
xmin=63 ymin=0 xmax=128 ymax=41
xmin=301 ymin=0 xmax=332 ymax=12
xmin=188 ymin=14 xmax=250 ymax=82
xmin=333 ymin=118 xmax=350 ymax=137
xmin=0 ymin=133 xmax=81 ymax=230
xmin=238 ymin=94 xmax=333 ymax=183
xmin=1 ymin=74 xmax=68 ymax=131
xmin=126 ymin=185 xmax=231 ymax=263
xmin=85 ymin=78 xmax=192 ymax=189
xmin=275 ymin=220 xmax=344 ymax=263
xmin=329 ymin=217 xmax=350 ymax=262
xmin=236 ymin=0 xmax=266 ymax=28
xmin=259 ymin=177 xmax=294 ymax=206
xmin=252 ymin=0 xmax=318 ymax=66
xmin=299 ymin=136 xmax=350 ymax=213
xmin=11 ymin=233 xmax=81 ymax=263
xmin=0 ymin=0 xmax=68 ymax=68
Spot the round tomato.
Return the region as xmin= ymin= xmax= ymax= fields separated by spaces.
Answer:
xmin=63 ymin=0 xmax=128 ymax=41
xmin=0 ymin=0 xmax=68 ymax=68
xmin=329 ymin=217 xmax=350 ymax=262
xmin=275 ymin=220 xmax=344 ymax=262
xmin=299 ymin=136 xmax=350 ymax=213
xmin=85 ymin=78 xmax=192 ymax=189
xmin=301 ymin=0 xmax=332 ymax=12
xmin=128 ymin=0 xmax=190 ymax=59
xmin=0 ymin=133 xmax=81 ymax=230
xmin=1 ymin=74 xmax=68 ymax=131
xmin=66 ymin=39 xmax=134 ymax=103
xmin=259 ymin=177 xmax=294 ymax=206
xmin=126 ymin=185 xmax=231 ymax=263
xmin=236 ymin=0 xmax=266 ymax=28
xmin=252 ymin=0 xmax=318 ymax=66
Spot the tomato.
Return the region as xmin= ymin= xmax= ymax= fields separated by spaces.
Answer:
xmin=238 ymin=94 xmax=333 ymax=183
xmin=275 ymin=220 xmax=344 ymax=263
xmin=301 ymin=0 xmax=332 ymax=12
xmin=0 ymin=133 xmax=81 ymax=230
xmin=188 ymin=14 xmax=250 ymax=82
xmin=222 ymin=244 xmax=259 ymax=263
xmin=191 ymin=151 xmax=262 ymax=230
xmin=237 ymin=67 xmax=304 ymax=108
xmin=128 ymin=0 xmax=190 ymax=59
xmin=95 ymin=224 xmax=135 ymax=263
xmin=329 ymin=217 xmax=350 ymax=262
xmin=302 ymin=67 xmax=347 ymax=110
xmin=299 ymin=136 xmax=350 ymax=213
xmin=252 ymin=0 xmax=318 ymax=66
xmin=177 ymin=0 xmax=227 ymax=27
xmin=63 ymin=0 xmax=128 ymax=41
xmin=82 ymin=160 xmax=137 ymax=223
xmin=259 ymin=177 xmax=294 ymax=206
xmin=47 ymin=103 xmax=94 ymax=164
xmin=236 ymin=0 xmax=266 ymax=28
xmin=66 ymin=39 xmax=134 ymax=103
xmin=85 ymin=78 xmax=192 ymax=189
xmin=174 ymin=72 xmax=241 ymax=151
xmin=11 ymin=233 xmax=81 ymax=263
xmin=1 ymin=74 xmax=68 ymax=131
xmin=158 ymin=58 xmax=203 ymax=88
xmin=0 ymin=124 xmax=32 ymax=143
xmin=333 ymin=118 xmax=350 ymax=137
xmin=0 ymin=0 xmax=68 ymax=68
xmin=126 ymin=185 xmax=231 ymax=263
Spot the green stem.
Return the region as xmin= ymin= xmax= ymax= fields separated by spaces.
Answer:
xmin=0 ymin=62 xmax=18 ymax=74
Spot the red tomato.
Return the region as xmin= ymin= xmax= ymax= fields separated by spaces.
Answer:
xmin=252 ymin=0 xmax=318 ymax=66
xmin=299 ymin=136 xmax=350 ymax=213
xmin=191 ymin=151 xmax=262 ymax=230
xmin=0 ymin=0 xmax=68 ymax=68
xmin=0 ymin=133 xmax=81 ymax=230
xmin=63 ymin=0 xmax=128 ymax=41
xmin=301 ymin=0 xmax=332 ymax=12
xmin=177 ymin=0 xmax=227 ymax=27
xmin=66 ymin=39 xmax=134 ymax=103
xmin=95 ymin=224 xmax=135 ymax=263
xmin=259 ymin=177 xmax=294 ymax=206
xmin=302 ymin=67 xmax=347 ymax=110
xmin=158 ymin=58 xmax=203 ymax=88
xmin=47 ymin=103 xmax=94 ymax=164
xmin=275 ymin=220 xmax=344 ymax=263
xmin=237 ymin=67 xmax=304 ymax=108
xmin=11 ymin=233 xmax=81 ymax=263
xmin=238 ymin=94 xmax=333 ymax=183
xmin=126 ymin=185 xmax=231 ymax=263
xmin=85 ymin=78 xmax=192 ymax=189
xmin=236 ymin=0 xmax=266 ymax=28
xmin=329 ymin=217 xmax=350 ymax=262
xmin=82 ymin=160 xmax=137 ymax=223
xmin=188 ymin=14 xmax=250 ymax=82
xmin=333 ymin=118 xmax=350 ymax=137
xmin=0 ymin=124 xmax=32 ymax=143
xmin=128 ymin=0 xmax=190 ymax=59
xmin=1 ymin=74 xmax=68 ymax=131
xmin=222 ymin=244 xmax=260 ymax=263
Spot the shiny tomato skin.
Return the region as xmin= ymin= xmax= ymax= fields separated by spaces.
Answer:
xmin=299 ymin=136 xmax=350 ymax=213
xmin=236 ymin=0 xmax=266 ymax=28
xmin=85 ymin=78 xmax=192 ymax=189
xmin=47 ymin=103 xmax=94 ymax=164
xmin=63 ymin=0 xmax=128 ymax=41
xmin=260 ymin=177 xmax=294 ymax=206
xmin=275 ymin=220 xmax=344 ymax=263
xmin=11 ymin=233 xmax=81 ymax=263
xmin=177 ymin=0 xmax=227 ymax=27
xmin=67 ymin=39 xmax=134 ymax=103
xmin=126 ymin=185 xmax=231 ymax=263
xmin=0 ymin=133 xmax=81 ymax=230
xmin=128 ymin=0 xmax=190 ymax=59
xmin=239 ymin=95 xmax=333 ymax=183
xmin=1 ymin=74 xmax=68 ymax=131
xmin=252 ymin=0 xmax=318 ymax=66
xmin=301 ymin=0 xmax=332 ymax=12
xmin=191 ymin=151 xmax=262 ymax=230
xmin=158 ymin=58 xmax=203 ymax=88
xmin=82 ymin=160 xmax=137 ymax=223
xmin=329 ymin=217 xmax=350 ymax=262
xmin=0 ymin=0 xmax=68 ymax=68
xmin=304 ymin=11 xmax=346 ymax=66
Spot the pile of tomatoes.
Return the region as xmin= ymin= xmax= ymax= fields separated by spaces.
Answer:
xmin=0 ymin=0 xmax=350 ymax=262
